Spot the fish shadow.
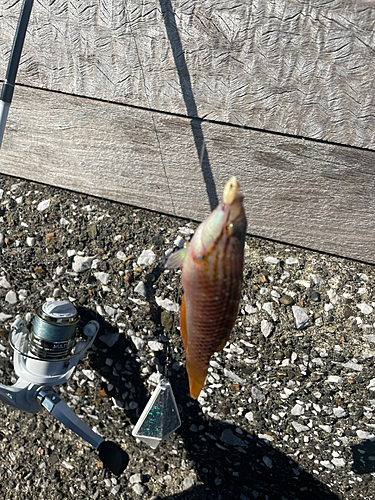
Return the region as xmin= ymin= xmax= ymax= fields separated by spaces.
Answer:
xmin=351 ymin=439 xmax=375 ymax=474
xmin=150 ymin=374 xmax=340 ymax=500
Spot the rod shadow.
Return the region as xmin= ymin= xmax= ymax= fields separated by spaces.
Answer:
xmin=159 ymin=0 xmax=218 ymax=211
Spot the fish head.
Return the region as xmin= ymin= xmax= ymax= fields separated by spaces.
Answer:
xmin=190 ymin=177 xmax=247 ymax=259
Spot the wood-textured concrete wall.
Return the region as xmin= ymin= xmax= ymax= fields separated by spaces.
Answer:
xmin=0 ymin=0 xmax=374 ymax=263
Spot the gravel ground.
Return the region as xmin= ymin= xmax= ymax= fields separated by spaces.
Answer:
xmin=0 ymin=173 xmax=375 ymax=500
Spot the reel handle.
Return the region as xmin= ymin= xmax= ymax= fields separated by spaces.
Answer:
xmin=37 ymin=388 xmax=129 ymax=475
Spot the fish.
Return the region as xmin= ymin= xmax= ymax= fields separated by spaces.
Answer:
xmin=166 ymin=177 xmax=247 ymax=399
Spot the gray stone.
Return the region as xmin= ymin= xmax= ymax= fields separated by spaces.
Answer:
xmin=99 ymin=332 xmax=120 ymax=347
xmin=220 ymin=429 xmax=246 ymax=447
xmin=280 ymin=295 xmax=294 ymax=306
xmin=292 ymin=305 xmax=309 ymax=329
xmin=0 ymin=233 xmax=4 ymax=248
xmin=251 ymin=387 xmax=265 ymax=401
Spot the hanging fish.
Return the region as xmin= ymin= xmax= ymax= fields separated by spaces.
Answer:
xmin=166 ymin=177 xmax=247 ymax=399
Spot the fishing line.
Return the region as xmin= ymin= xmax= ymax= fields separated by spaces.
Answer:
xmin=124 ymin=2 xmax=177 ymax=217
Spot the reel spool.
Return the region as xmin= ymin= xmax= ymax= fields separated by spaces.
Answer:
xmin=29 ymin=301 xmax=80 ymax=360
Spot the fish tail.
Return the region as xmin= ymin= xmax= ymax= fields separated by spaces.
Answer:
xmin=186 ymin=357 xmax=208 ymax=399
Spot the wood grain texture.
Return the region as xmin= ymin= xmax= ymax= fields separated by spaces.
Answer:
xmin=0 ymin=85 xmax=374 ymax=263
xmin=1 ymin=0 xmax=375 ymax=148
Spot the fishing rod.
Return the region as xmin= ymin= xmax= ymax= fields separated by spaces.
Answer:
xmin=0 ymin=0 xmax=34 ymax=148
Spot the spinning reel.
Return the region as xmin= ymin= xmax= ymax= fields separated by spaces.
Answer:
xmin=0 ymin=300 xmax=129 ymax=475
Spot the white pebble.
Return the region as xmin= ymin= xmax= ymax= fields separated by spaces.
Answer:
xmin=99 ymin=332 xmax=120 ymax=347
xmin=37 ymin=199 xmax=50 ymax=211
xmin=357 ymin=303 xmax=373 ymax=315
xmin=132 ymin=484 xmax=146 ymax=496
xmin=137 ymin=249 xmax=156 ymax=266
xmin=173 ymin=235 xmax=185 ymax=248
xmin=94 ymin=272 xmax=110 ymax=285
xmin=356 ymin=430 xmax=375 ymax=440
xmin=72 ymin=255 xmax=95 ymax=272
xmin=130 ymin=473 xmax=142 ymax=484
xmin=263 ymin=456 xmax=273 ymax=468
xmin=134 ymin=281 xmax=146 ymax=297
xmin=309 ymin=273 xmax=325 ymax=285
xmin=263 ymin=302 xmax=277 ymax=321
xmin=291 ymin=404 xmax=304 ymax=416
xmin=82 ymin=369 xmax=95 ymax=381
xmin=104 ymin=305 xmax=117 ymax=318
xmin=245 ymin=304 xmax=258 ymax=314
xmin=131 ymin=336 xmax=145 ymax=350
xmin=342 ymin=361 xmax=363 ymax=372
xmin=331 ymin=458 xmax=346 ymax=467
xmin=223 ymin=369 xmax=246 ymax=384
xmin=320 ymin=461 xmax=334 ymax=470
xmin=0 ymin=277 xmax=11 ymax=289
xmin=5 ymin=290 xmax=17 ymax=304
xmin=148 ymin=341 xmax=164 ymax=352
xmin=155 ymin=296 xmax=179 ymax=312
xmin=327 ymin=375 xmax=342 ymax=383
xmin=245 ymin=411 xmax=254 ymax=422
xmin=291 ymin=422 xmax=309 ymax=433
xmin=292 ymin=305 xmax=309 ymax=329
xmin=333 ymin=407 xmax=347 ymax=418
xmin=285 ymin=257 xmax=298 ymax=265
xmin=261 ymin=319 xmax=274 ymax=338
xmin=116 ymin=251 xmax=126 ymax=260
xmin=0 ymin=313 xmax=13 ymax=321
xmin=319 ymin=425 xmax=332 ymax=433
xmin=26 ymin=237 xmax=36 ymax=247
xmin=264 ymin=257 xmax=279 ymax=264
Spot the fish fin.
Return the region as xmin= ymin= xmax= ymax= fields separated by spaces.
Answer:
xmin=186 ymin=357 xmax=208 ymax=399
xmin=180 ymin=293 xmax=188 ymax=351
xmin=165 ymin=248 xmax=187 ymax=269
xmin=215 ymin=331 xmax=231 ymax=352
